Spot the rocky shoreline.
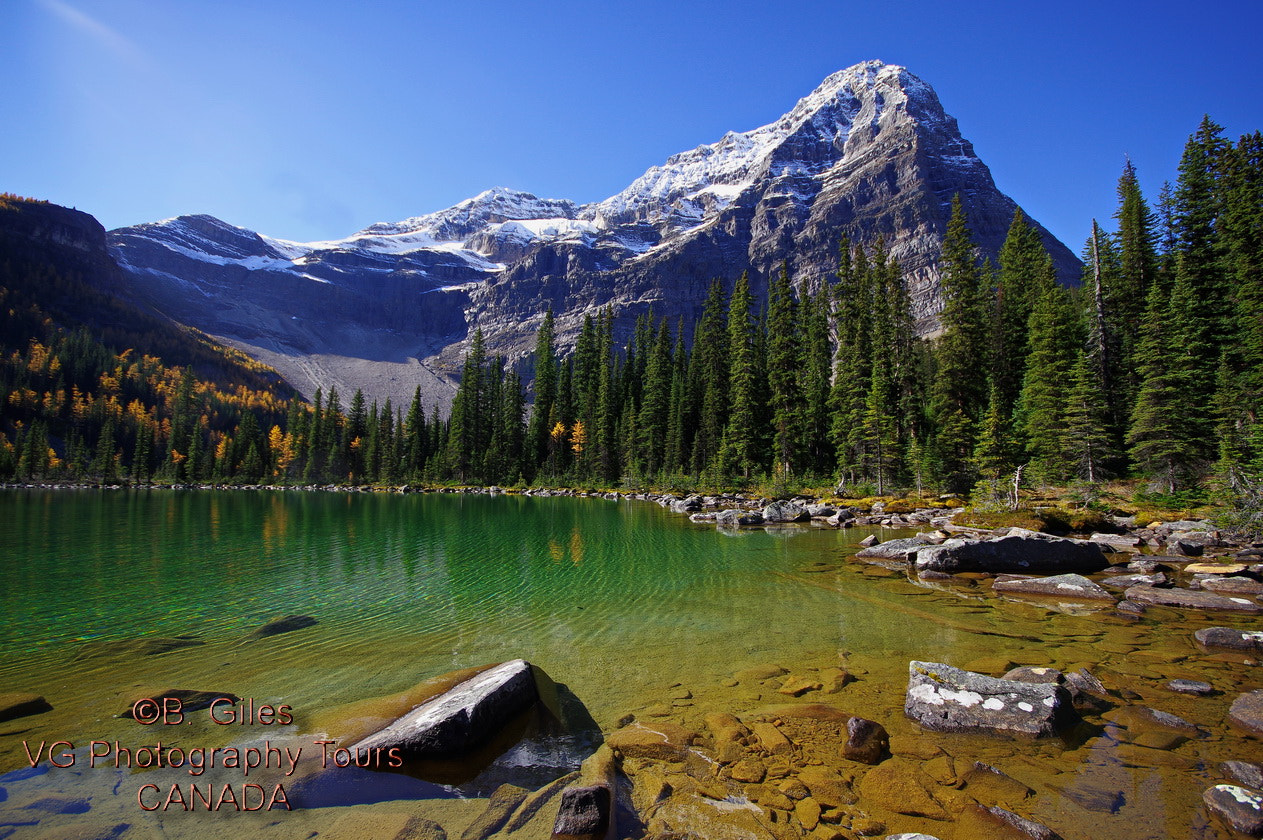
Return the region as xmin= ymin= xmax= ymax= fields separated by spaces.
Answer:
xmin=5 ymin=485 xmax=1263 ymax=839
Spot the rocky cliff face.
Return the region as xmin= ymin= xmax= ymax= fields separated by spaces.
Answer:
xmin=106 ymin=61 xmax=1080 ymax=409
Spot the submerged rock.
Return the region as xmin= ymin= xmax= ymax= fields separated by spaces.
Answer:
xmin=0 ymin=692 xmax=52 ymax=723
xmin=914 ymin=530 xmax=1107 ymax=575
xmin=904 ymin=661 xmax=1074 ymax=738
xmin=844 ymin=716 xmax=888 ymax=765
xmin=351 ymin=660 xmax=540 ymax=759
xmin=242 ymin=614 xmax=318 ymax=641
xmin=605 ymin=721 xmax=694 ymax=762
xmin=73 ymin=635 xmax=204 ymax=660
xmin=120 ymin=688 xmax=240 ymax=717
xmin=1168 ymin=679 xmax=1215 ymax=696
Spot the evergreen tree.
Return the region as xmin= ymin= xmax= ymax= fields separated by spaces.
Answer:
xmin=993 ymin=210 xmax=1044 ymax=415
xmin=928 ymin=195 xmax=987 ymax=492
xmin=1112 ymin=159 xmax=1160 ymax=384
xmin=1063 ymin=349 xmax=1116 ymax=484
xmin=690 ymin=280 xmax=729 ymax=473
xmin=445 ymin=330 xmax=486 ymax=481
xmin=1014 ymin=256 xmax=1078 ymax=484
xmin=525 ymin=309 xmax=557 ymax=480
xmin=719 ymin=273 xmax=762 ymax=479
xmin=1127 ymin=282 xmax=1191 ymax=491
xmin=403 ymin=386 xmax=426 ymax=479
xmin=638 ymin=320 xmax=673 ymax=476
xmin=973 ymin=385 xmax=1016 ymax=495
xmin=799 ymin=285 xmax=833 ymax=475
xmin=766 ymin=264 xmax=804 ymax=476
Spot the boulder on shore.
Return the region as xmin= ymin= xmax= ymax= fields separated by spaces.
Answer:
xmin=905 ymin=661 xmax=1075 ymax=738
xmin=716 ymin=509 xmax=764 ymax=527
xmin=351 ymin=659 xmax=540 ymax=759
xmin=856 ymin=537 xmax=933 ymax=564
xmin=914 ymin=529 xmax=1108 ymax=575
xmin=762 ymin=500 xmax=810 ymax=523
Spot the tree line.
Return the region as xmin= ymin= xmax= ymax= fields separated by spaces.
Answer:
xmin=2 ymin=117 xmax=1260 ymax=503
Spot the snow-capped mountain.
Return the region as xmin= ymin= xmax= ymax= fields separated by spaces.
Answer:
xmin=108 ymin=60 xmax=1079 ymax=409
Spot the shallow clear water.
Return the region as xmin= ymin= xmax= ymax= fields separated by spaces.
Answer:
xmin=0 ymin=489 xmax=1259 ymax=839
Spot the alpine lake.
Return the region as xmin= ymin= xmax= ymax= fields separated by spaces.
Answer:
xmin=0 ymin=488 xmax=1259 ymax=839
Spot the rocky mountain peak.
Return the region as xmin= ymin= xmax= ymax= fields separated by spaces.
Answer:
xmin=361 ymin=187 xmax=580 ymax=243
xmin=105 ymin=61 xmax=1081 ymax=411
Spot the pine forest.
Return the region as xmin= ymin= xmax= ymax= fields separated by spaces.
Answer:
xmin=2 ymin=118 xmax=1261 ymax=530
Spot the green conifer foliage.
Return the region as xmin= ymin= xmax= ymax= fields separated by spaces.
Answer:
xmin=766 ymin=264 xmax=804 ymax=476
xmin=1015 ymin=256 xmax=1079 ymax=484
xmin=929 ymin=195 xmax=987 ymax=492
xmin=720 ymin=273 xmax=762 ymax=479
xmin=1127 ymin=283 xmax=1191 ymax=491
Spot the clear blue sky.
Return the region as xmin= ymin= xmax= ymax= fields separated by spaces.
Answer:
xmin=5 ymin=0 xmax=1261 ymax=255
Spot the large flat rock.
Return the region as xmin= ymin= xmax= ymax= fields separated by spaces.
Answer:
xmin=351 ymin=660 xmax=540 ymax=758
xmin=1196 ymin=627 xmax=1263 ymax=651
xmin=1124 ymin=586 xmax=1262 ymax=613
xmin=992 ymin=573 xmax=1115 ymax=602
xmin=905 ymin=661 xmax=1074 ymax=738
xmin=914 ymin=530 xmax=1107 ymax=575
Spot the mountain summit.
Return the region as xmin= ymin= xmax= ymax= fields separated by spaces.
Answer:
xmin=108 ymin=60 xmax=1079 ymax=409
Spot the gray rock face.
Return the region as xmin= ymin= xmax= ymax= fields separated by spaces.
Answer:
xmin=1203 ymin=785 xmax=1263 ymax=837
xmin=1230 ymin=691 xmax=1263 ymax=735
xmin=1125 ymin=586 xmax=1262 ymax=613
xmin=1224 ymin=762 xmax=1263 ymax=791
xmin=914 ymin=530 xmax=1107 ymax=575
xmin=1089 ymin=533 xmax=1143 ymax=553
xmin=1101 ymin=572 xmax=1166 ymax=589
xmin=762 ymin=500 xmax=811 ymax=523
xmin=1195 ymin=627 xmax=1263 ymax=651
xmin=352 ymin=660 xmax=540 ymax=758
xmin=904 ymin=661 xmax=1074 ymax=738
xmin=855 ymin=536 xmax=932 ymax=563
xmin=105 ymin=61 xmax=1079 ymax=410
xmin=716 ymin=508 xmax=764 ymax=527
xmin=551 ymin=784 xmax=611 ymax=840
xmin=992 ymin=573 xmax=1115 ymax=602
xmin=1201 ymin=576 xmax=1263 ymax=596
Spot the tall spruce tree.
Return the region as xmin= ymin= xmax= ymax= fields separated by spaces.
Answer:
xmin=1014 ymin=256 xmax=1079 ymax=484
xmin=993 ymin=210 xmax=1044 ymax=416
xmin=1127 ymin=282 xmax=1190 ymax=491
xmin=766 ymin=264 xmax=804 ymax=476
xmin=720 ymin=273 xmax=763 ymax=479
xmin=691 ymin=280 xmax=730 ymax=473
xmin=929 ymin=195 xmax=987 ymax=492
